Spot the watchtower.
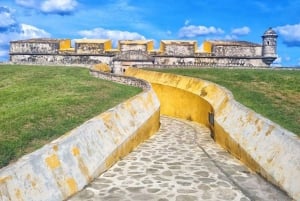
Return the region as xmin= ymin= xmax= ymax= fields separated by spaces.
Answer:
xmin=262 ymin=27 xmax=278 ymax=65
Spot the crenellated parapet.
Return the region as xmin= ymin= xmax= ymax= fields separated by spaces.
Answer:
xmin=9 ymin=28 xmax=278 ymax=69
xmin=10 ymin=38 xmax=70 ymax=55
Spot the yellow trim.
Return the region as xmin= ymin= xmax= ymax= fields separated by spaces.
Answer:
xmin=103 ymin=40 xmax=112 ymax=51
xmin=147 ymin=41 xmax=154 ymax=51
xmin=59 ymin=39 xmax=71 ymax=50
xmin=203 ymin=41 xmax=212 ymax=53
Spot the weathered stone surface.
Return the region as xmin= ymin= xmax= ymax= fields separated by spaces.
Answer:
xmin=161 ymin=40 xmax=196 ymax=56
xmin=68 ymin=116 xmax=290 ymax=201
xmin=10 ymin=38 xmax=62 ymax=54
xmin=125 ymin=68 xmax=299 ymax=201
xmin=9 ymin=28 xmax=278 ymax=68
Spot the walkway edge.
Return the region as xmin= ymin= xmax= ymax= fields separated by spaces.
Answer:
xmin=125 ymin=67 xmax=300 ymax=201
xmin=0 ymin=69 xmax=160 ymax=201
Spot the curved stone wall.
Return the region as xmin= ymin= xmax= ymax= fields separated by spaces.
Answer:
xmin=150 ymin=83 xmax=214 ymax=132
xmin=0 ymin=71 xmax=160 ymax=201
xmin=125 ymin=67 xmax=300 ymax=201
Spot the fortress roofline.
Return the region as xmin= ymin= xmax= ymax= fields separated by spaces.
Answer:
xmin=75 ymin=39 xmax=111 ymax=43
xmin=161 ymin=40 xmax=197 ymax=44
xmin=119 ymin=40 xmax=152 ymax=45
xmin=205 ymin=40 xmax=261 ymax=47
xmin=10 ymin=38 xmax=67 ymax=43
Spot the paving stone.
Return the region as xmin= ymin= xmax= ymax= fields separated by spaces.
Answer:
xmin=68 ymin=116 xmax=291 ymax=201
xmin=175 ymin=195 xmax=198 ymax=201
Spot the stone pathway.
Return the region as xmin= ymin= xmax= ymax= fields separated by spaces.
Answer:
xmin=68 ymin=116 xmax=290 ymax=201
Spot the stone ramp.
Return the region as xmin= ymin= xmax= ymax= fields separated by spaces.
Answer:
xmin=68 ymin=116 xmax=290 ymax=201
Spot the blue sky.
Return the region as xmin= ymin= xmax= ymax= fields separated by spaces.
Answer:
xmin=0 ymin=0 xmax=300 ymax=66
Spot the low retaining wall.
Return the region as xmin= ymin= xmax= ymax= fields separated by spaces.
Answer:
xmin=0 ymin=71 xmax=160 ymax=201
xmin=125 ymin=67 xmax=300 ymax=201
xmin=89 ymin=69 xmax=150 ymax=90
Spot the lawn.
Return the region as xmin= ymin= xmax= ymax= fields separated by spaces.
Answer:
xmin=0 ymin=65 xmax=142 ymax=168
xmin=150 ymin=68 xmax=300 ymax=136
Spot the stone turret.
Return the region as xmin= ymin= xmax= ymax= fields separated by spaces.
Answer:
xmin=262 ymin=27 xmax=278 ymax=65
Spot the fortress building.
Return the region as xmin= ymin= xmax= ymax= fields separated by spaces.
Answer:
xmin=9 ymin=28 xmax=277 ymax=73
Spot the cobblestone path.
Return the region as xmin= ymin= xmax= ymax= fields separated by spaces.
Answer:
xmin=68 ymin=116 xmax=290 ymax=201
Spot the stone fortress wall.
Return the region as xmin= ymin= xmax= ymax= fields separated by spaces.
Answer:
xmin=9 ymin=28 xmax=278 ymax=73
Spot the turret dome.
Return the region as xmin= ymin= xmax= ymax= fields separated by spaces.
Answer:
xmin=263 ymin=27 xmax=278 ymax=37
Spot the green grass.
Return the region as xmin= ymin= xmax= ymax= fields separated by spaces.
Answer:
xmin=0 ymin=65 xmax=142 ymax=168
xmin=149 ymin=68 xmax=300 ymax=136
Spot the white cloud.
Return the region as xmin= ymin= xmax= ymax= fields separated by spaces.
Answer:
xmin=224 ymin=34 xmax=237 ymax=40
xmin=275 ymin=24 xmax=300 ymax=47
xmin=231 ymin=26 xmax=250 ymax=36
xmin=41 ymin=0 xmax=78 ymax=14
xmin=0 ymin=24 xmax=50 ymax=45
xmin=0 ymin=7 xmax=16 ymax=28
xmin=0 ymin=24 xmax=50 ymax=61
xmin=274 ymin=56 xmax=282 ymax=63
xmin=15 ymin=0 xmax=37 ymax=8
xmin=271 ymin=55 xmax=282 ymax=67
xmin=0 ymin=6 xmax=50 ymax=60
xmin=178 ymin=25 xmax=224 ymax=38
xmin=19 ymin=24 xmax=50 ymax=38
xmin=15 ymin=0 xmax=78 ymax=15
xmin=78 ymin=27 xmax=146 ymax=46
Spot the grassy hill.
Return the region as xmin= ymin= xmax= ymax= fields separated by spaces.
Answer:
xmin=0 ymin=65 xmax=142 ymax=168
xmin=150 ymin=68 xmax=300 ymax=136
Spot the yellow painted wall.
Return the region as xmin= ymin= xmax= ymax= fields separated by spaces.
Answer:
xmin=93 ymin=63 xmax=111 ymax=72
xmin=59 ymin=39 xmax=71 ymax=50
xmin=159 ymin=41 xmax=165 ymax=53
xmin=203 ymin=41 xmax=212 ymax=53
xmin=105 ymin=110 xmax=160 ymax=169
xmin=152 ymin=83 xmax=213 ymax=128
xmin=104 ymin=40 xmax=112 ymax=51
xmin=124 ymin=68 xmax=259 ymax=172
xmin=147 ymin=41 xmax=154 ymax=52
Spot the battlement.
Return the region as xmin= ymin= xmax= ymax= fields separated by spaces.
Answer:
xmin=9 ymin=38 xmax=260 ymax=57
xmin=9 ymin=28 xmax=278 ymax=69
xmin=74 ymin=39 xmax=112 ymax=54
xmin=10 ymin=38 xmax=71 ymax=54
xmin=118 ymin=40 xmax=154 ymax=52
